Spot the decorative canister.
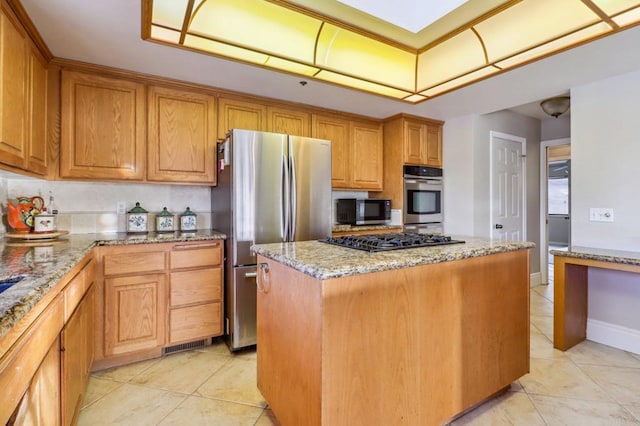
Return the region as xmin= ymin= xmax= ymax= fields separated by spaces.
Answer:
xmin=156 ymin=207 xmax=175 ymax=233
xmin=127 ymin=202 xmax=148 ymax=233
xmin=179 ymin=207 xmax=197 ymax=232
xmin=33 ymin=211 xmax=56 ymax=233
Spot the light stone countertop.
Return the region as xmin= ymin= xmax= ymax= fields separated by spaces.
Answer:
xmin=252 ymin=237 xmax=535 ymax=280
xmin=550 ymin=246 xmax=640 ymax=266
xmin=0 ymin=230 xmax=226 ymax=339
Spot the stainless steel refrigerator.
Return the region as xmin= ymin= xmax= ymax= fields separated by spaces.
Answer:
xmin=212 ymin=129 xmax=332 ymax=351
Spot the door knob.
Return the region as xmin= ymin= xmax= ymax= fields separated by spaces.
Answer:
xmin=495 ymin=224 xmax=503 ymax=229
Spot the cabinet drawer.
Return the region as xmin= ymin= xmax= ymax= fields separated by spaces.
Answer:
xmin=170 ymin=243 xmax=221 ymax=269
xmin=103 ymin=251 xmax=165 ymax=276
xmin=169 ymin=302 xmax=222 ymax=344
xmin=63 ymin=270 xmax=85 ymax=322
xmin=170 ymin=268 xmax=221 ymax=307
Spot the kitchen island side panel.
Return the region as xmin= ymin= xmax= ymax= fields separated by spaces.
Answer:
xmin=322 ymin=260 xmax=459 ymax=425
xmin=256 ymin=256 xmax=322 ymax=426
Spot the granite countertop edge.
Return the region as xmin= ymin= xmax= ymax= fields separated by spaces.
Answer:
xmin=253 ymin=238 xmax=535 ymax=280
xmin=0 ymin=230 xmax=226 ymax=339
xmin=550 ymin=246 xmax=640 ymax=266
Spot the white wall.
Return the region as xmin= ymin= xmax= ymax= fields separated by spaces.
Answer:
xmin=571 ymin=69 xmax=640 ymax=346
xmin=443 ymin=115 xmax=475 ymax=236
xmin=2 ymin=174 xmax=212 ymax=233
xmin=541 ymin=115 xmax=570 ymax=140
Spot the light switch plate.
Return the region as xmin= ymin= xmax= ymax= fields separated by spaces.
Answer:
xmin=589 ymin=207 xmax=614 ymax=222
xmin=116 ymin=201 xmax=126 ymax=214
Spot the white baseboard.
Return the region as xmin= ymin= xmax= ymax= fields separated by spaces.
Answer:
xmin=530 ymin=272 xmax=542 ymax=287
xmin=587 ymin=319 xmax=640 ymax=355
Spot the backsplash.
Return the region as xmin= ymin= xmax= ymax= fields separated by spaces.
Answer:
xmin=1 ymin=175 xmax=212 ymax=234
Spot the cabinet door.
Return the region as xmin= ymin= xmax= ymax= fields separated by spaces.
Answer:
xmin=425 ymin=124 xmax=443 ymax=167
xmin=267 ymin=106 xmax=310 ymax=136
xmin=10 ymin=337 xmax=61 ymax=426
xmin=104 ymin=274 xmax=166 ymax=356
xmin=312 ymin=114 xmax=350 ymax=188
xmin=217 ymin=97 xmax=266 ymax=139
xmin=61 ymin=285 xmax=94 ymax=426
xmin=403 ymin=120 xmax=424 ymax=165
xmin=147 ymin=86 xmax=216 ymax=184
xmin=60 ymin=71 xmax=145 ymax=180
xmin=0 ymin=12 xmax=28 ymax=170
xmin=350 ymin=121 xmax=383 ymax=190
xmin=26 ymin=48 xmax=48 ymax=175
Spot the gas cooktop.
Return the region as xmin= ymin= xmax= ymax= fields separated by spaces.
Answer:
xmin=320 ymin=233 xmax=465 ymax=253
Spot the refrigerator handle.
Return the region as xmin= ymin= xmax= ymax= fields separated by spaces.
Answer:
xmin=282 ymin=154 xmax=289 ymax=241
xmin=289 ymin=153 xmax=297 ymax=241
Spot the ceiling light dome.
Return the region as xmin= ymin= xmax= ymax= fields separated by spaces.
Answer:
xmin=540 ymin=96 xmax=570 ymax=118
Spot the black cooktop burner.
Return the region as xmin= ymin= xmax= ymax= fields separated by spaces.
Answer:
xmin=320 ymin=233 xmax=465 ymax=253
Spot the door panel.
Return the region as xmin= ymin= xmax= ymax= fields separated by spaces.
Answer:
xmin=232 ymin=130 xmax=287 ymax=265
xmin=491 ymin=133 xmax=524 ymax=240
xmin=289 ymin=136 xmax=332 ymax=241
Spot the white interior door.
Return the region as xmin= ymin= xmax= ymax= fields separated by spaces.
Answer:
xmin=490 ymin=131 xmax=526 ymax=240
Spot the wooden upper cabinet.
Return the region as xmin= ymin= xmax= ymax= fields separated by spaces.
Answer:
xmin=217 ymin=97 xmax=266 ymax=139
xmin=312 ymin=114 xmax=350 ymax=188
xmin=402 ymin=118 xmax=443 ymax=167
xmin=425 ymin=124 xmax=443 ymax=167
xmin=0 ymin=12 xmax=28 ymax=170
xmin=26 ymin=47 xmax=48 ymax=175
xmin=350 ymin=120 xmax=383 ymax=190
xmin=403 ymin=120 xmax=425 ymax=165
xmin=60 ymin=70 xmax=145 ymax=180
xmin=147 ymin=86 xmax=216 ymax=184
xmin=267 ymin=106 xmax=310 ymax=136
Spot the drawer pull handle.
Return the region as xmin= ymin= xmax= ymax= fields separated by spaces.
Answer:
xmin=257 ymin=263 xmax=270 ymax=293
xmin=173 ymin=243 xmax=219 ymax=250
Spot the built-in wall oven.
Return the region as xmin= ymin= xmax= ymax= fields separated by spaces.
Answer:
xmin=403 ymin=165 xmax=443 ymax=232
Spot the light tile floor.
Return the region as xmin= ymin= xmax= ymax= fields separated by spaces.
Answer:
xmin=79 ymin=285 xmax=640 ymax=425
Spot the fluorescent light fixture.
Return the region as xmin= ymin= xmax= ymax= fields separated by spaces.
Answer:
xmin=143 ymin=0 xmax=640 ymax=104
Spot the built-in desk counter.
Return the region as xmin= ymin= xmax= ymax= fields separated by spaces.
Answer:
xmin=552 ymin=246 xmax=640 ymax=351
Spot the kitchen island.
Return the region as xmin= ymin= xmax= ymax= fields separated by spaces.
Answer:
xmin=252 ymin=237 xmax=534 ymax=426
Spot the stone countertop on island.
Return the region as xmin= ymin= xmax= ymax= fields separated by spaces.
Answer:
xmin=252 ymin=237 xmax=535 ymax=280
xmin=0 ymin=230 xmax=226 ymax=339
xmin=551 ymin=246 xmax=640 ymax=266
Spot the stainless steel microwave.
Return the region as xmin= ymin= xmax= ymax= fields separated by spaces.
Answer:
xmin=336 ymin=199 xmax=391 ymax=225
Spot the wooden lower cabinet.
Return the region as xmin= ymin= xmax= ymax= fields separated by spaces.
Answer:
xmin=61 ymin=284 xmax=95 ymax=426
xmin=95 ymin=241 xmax=224 ymax=368
xmin=1 ymin=254 xmax=94 ymax=425
xmin=9 ymin=337 xmax=61 ymax=426
xmin=104 ymin=273 xmax=166 ymax=356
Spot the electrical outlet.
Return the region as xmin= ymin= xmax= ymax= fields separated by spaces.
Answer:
xmin=589 ymin=208 xmax=614 ymax=222
xmin=116 ymin=201 xmax=126 ymax=214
